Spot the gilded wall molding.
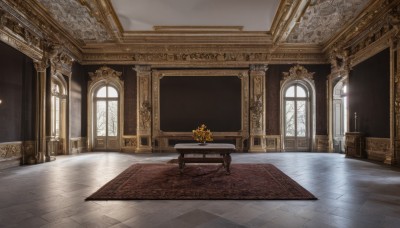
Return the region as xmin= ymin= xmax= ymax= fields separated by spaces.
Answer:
xmin=151 ymin=69 xmax=249 ymax=152
xmin=81 ymin=51 xmax=327 ymax=65
xmin=0 ymin=8 xmax=43 ymax=60
xmin=135 ymin=65 xmax=152 ymax=152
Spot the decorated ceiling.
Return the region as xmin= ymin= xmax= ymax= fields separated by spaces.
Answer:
xmin=31 ymin=0 xmax=372 ymax=45
xmin=287 ymin=0 xmax=370 ymax=44
xmin=1 ymin=0 xmax=394 ymax=65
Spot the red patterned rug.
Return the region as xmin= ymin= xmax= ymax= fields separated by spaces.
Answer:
xmin=86 ymin=164 xmax=317 ymax=200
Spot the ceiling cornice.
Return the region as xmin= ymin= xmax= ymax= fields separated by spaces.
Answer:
xmin=323 ymin=0 xmax=398 ymax=52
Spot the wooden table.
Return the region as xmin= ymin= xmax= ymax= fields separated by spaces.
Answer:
xmin=174 ymin=143 xmax=236 ymax=174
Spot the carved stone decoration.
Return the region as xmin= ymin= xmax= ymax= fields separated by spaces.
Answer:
xmin=88 ymin=66 xmax=123 ymax=88
xmin=250 ymin=95 xmax=263 ymax=129
xmin=0 ymin=7 xmax=43 ymax=60
xmin=35 ymin=0 xmax=111 ymax=41
xmin=287 ymin=0 xmax=370 ymax=44
xmin=139 ymin=100 xmax=151 ymax=129
xmin=135 ymin=65 xmax=152 ymax=153
xmin=249 ymin=65 xmax=267 ymax=152
xmin=0 ymin=143 xmax=22 ymax=160
xmin=282 ymin=64 xmax=315 ymax=81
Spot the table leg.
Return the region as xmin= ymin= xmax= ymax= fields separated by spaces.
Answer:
xmin=178 ymin=153 xmax=184 ymax=173
xmin=223 ymin=153 xmax=231 ymax=174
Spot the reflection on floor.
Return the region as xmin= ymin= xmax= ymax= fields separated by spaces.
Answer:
xmin=0 ymin=152 xmax=400 ymax=228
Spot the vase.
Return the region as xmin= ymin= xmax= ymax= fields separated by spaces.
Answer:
xmin=198 ymin=142 xmax=207 ymax=146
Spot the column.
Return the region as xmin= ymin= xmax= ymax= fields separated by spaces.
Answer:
xmin=135 ymin=65 xmax=152 ymax=153
xmin=386 ymin=37 xmax=399 ymax=165
xmin=33 ymin=60 xmax=48 ymax=163
xmin=249 ymin=64 xmax=268 ymax=152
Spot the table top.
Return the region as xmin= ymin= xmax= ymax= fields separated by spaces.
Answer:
xmin=174 ymin=143 xmax=236 ymax=150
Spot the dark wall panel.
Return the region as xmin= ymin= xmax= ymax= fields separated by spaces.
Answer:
xmin=266 ymin=64 xmax=330 ymax=135
xmin=71 ymin=62 xmax=87 ymax=138
xmin=0 ymin=41 xmax=35 ymax=143
xmin=160 ymin=76 xmax=242 ymax=132
xmin=349 ymin=48 xmax=390 ymax=138
xmin=83 ymin=65 xmax=137 ymax=135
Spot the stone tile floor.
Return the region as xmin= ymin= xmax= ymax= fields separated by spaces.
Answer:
xmin=0 ymin=152 xmax=400 ymax=228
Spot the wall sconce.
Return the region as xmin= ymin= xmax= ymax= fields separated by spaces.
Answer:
xmin=0 ymin=99 xmax=2 ymax=104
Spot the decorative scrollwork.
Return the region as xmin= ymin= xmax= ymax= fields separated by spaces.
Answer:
xmin=139 ymin=100 xmax=151 ymax=129
xmin=282 ymin=64 xmax=315 ymax=81
xmin=250 ymin=95 xmax=263 ymax=129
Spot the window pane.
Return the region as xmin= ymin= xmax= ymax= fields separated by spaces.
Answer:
xmin=297 ymin=101 xmax=306 ymax=137
xmin=108 ymin=101 xmax=118 ymax=136
xmin=96 ymin=101 xmax=106 ymax=136
xmin=285 ymin=101 xmax=295 ymax=136
xmin=296 ymin=86 xmax=307 ymax=97
xmin=342 ymin=85 xmax=347 ymax=93
xmin=51 ymin=96 xmax=56 ymax=136
xmin=285 ymin=86 xmax=295 ymax=97
xmin=96 ymin=86 xmax=107 ymax=98
xmin=55 ymin=97 xmax=60 ymax=137
xmin=108 ymin=86 xmax=118 ymax=98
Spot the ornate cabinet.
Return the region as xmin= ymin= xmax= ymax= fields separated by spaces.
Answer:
xmin=345 ymin=132 xmax=366 ymax=158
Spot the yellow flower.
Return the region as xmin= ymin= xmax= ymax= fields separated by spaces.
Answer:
xmin=192 ymin=124 xmax=213 ymax=143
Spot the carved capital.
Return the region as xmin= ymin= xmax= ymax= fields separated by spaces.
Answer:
xmin=134 ymin=65 xmax=152 ymax=73
xmin=33 ymin=59 xmax=48 ymax=72
xmin=250 ymin=64 xmax=268 ymax=72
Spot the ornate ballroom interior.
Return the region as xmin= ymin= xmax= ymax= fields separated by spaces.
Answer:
xmin=1 ymin=0 xmax=400 ymax=166
xmin=0 ymin=0 xmax=400 ymax=227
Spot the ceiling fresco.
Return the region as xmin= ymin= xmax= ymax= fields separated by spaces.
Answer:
xmin=36 ymin=0 xmax=111 ymax=41
xmin=287 ymin=0 xmax=371 ymax=44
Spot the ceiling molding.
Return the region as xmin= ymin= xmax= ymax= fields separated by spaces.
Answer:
xmin=323 ymin=0 xmax=396 ymax=52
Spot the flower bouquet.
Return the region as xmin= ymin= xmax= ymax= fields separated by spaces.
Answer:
xmin=192 ymin=124 xmax=213 ymax=145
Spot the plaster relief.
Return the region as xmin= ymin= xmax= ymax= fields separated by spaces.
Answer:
xmin=36 ymin=0 xmax=111 ymax=41
xmin=287 ymin=0 xmax=369 ymax=44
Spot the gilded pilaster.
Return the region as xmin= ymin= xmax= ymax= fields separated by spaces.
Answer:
xmin=385 ymin=6 xmax=400 ymax=165
xmin=394 ymin=38 xmax=400 ymax=166
xmin=249 ymin=65 xmax=268 ymax=152
xmin=135 ymin=65 xmax=152 ymax=152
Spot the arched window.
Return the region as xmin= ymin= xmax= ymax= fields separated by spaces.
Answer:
xmin=87 ymin=66 xmax=124 ymax=151
xmin=333 ymin=79 xmax=348 ymax=152
xmin=281 ymin=65 xmax=316 ymax=152
xmin=283 ymin=84 xmax=311 ymax=151
xmin=51 ymin=83 xmax=61 ymax=138
xmin=94 ymin=86 xmax=119 ymax=140
xmin=50 ymin=74 xmax=67 ymax=155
